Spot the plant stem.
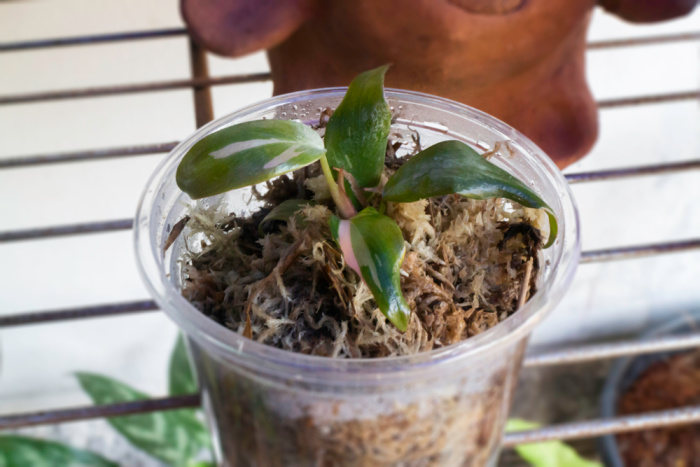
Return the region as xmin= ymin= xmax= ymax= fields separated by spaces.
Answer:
xmin=320 ymin=153 xmax=356 ymax=218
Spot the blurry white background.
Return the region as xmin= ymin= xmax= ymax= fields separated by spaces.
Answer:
xmin=0 ymin=0 xmax=699 ymax=462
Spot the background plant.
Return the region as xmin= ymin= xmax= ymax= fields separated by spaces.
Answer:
xmin=0 ymin=335 xmax=213 ymax=467
xmin=176 ymin=65 xmax=558 ymax=332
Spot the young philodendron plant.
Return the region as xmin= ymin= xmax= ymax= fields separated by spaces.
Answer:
xmin=176 ymin=66 xmax=558 ymax=332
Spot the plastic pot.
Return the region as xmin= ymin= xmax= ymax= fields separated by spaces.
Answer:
xmin=135 ymin=89 xmax=580 ymax=466
xmin=599 ymin=309 xmax=700 ymax=466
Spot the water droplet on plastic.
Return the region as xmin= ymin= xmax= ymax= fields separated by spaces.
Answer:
xmin=424 ymin=121 xmax=449 ymax=133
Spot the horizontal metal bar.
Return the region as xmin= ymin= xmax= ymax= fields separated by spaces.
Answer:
xmin=502 ymin=405 xmax=700 ymax=447
xmin=0 ymin=219 xmax=133 ymax=243
xmin=587 ymin=31 xmax=700 ymax=49
xmin=0 ymin=28 xmax=187 ymax=53
xmin=524 ymin=333 xmax=700 ymax=367
xmin=580 ymin=239 xmax=700 ymax=263
xmin=598 ymin=90 xmax=700 ymax=108
xmin=0 ymin=78 xmax=694 ymax=109
xmin=0 ymin=394 xmax=200 ymax=430
xmin=1 ymin=149 xmax=698 ymax=180
xmin=0 ymin=73 xmax=272 ymax=106
xmin=1 ymin=392 xmax=696 ymax=444
xmin=1 ymin=29 xmax=695 ymax=53
xmin=0 ymin=142 xmax=178 ymax=169
xmin=0 ymin=300 xmax=158 ymax=327
xmin=565 ymin=159 xmax=700 ymax=184
xmin=2 ymin=216 xmax=699 ymax=267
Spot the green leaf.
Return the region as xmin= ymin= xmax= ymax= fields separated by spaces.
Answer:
xmin=325 ymin=65 xmax=392 ymax=188
xmin=258 ymin=198 xmax=314 ymax=235
xmin=177 ymin=119 xmax=326 ymax=199
xmin=0 ymin=435 xmax=117 ymax=467
xmin=169 ymin=333 xmax=197 ymax=396
xmin=75 ymin=372 xmax=209 ymax=467
xmin=330 ymin=207 xmax=410 ymax=331
xmin=506 ymin=419 xmax=602 ymax=467
xmin=382 ymin=140 xmax=558 ymax=248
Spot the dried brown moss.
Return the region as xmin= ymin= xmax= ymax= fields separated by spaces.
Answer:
xmin=178 ymin=143 xmax=545 ymax=358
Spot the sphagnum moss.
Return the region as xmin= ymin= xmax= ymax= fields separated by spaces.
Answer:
xmin=179 ymin=142 xmax=544 ymax=358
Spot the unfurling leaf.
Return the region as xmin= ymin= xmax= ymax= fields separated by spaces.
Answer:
xmin=0 ymin=435 xmax=117 ymax=467
xmin=325 ymin=65 xmax=392 ymax=188
xmin=330 ymin=207 xmax=410 ymax=331
xmin=177 ymin=120 xmax=326 ymax=199
xmin=506 ymin=419 xmax=602 ymax=467
xmin=259 ymin=198 xmax=314 ymax=234
xmin=76 ymin=372 xmax=210 ymax=466
xmin=382 ymin=140 xmax=558 ymax=248
xmin=169 ymin=333 xmax=197 ymax=396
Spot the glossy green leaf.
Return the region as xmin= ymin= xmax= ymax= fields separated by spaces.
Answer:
xmin=325 ymin=65 xmax=392 ymax=188
xmin=0 ymin=435 xmax=117 ymax=467
xmin=169 ymin=333 xmax=197 ymax=396
xmin=330 ymin=207 xmax=410 ymax=331
xmin=258 ymin=198 xmax=314 ymax=234
xmin=177 ymin=120 xmax=326 ymax=199
xmin=382 ymin=140 xmax=558 ymax=248
xmin=506 ymin=419 xmax=602 ymax=467
xmin=76 ymin=372 xmax=210 ymax=467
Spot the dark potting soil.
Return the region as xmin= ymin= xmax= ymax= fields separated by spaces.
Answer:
xmin=617 ymin=349 xmax=700 ymax=466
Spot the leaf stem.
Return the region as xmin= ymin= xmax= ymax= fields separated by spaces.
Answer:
xmin=320 ymin=153 xmax=356 ymax=218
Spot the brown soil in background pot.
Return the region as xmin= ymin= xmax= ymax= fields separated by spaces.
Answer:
xmin=617 ymin=349 xmax=700 ymax=466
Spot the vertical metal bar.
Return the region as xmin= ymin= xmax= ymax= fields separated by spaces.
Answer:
xmin=188 ymin=40 xmax=215 ymax=128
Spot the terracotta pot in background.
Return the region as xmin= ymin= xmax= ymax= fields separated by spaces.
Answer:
xmin=182 ymin=0 xmax=697 ymax=169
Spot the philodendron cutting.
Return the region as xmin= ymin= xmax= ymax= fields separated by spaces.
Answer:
xmin=176 ymin=65 xmax=557 ymax=333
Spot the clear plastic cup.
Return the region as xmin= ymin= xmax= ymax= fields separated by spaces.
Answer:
xmin=135 ymin=89 xmax=580 ymax=467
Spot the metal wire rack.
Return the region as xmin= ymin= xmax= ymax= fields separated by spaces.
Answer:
xmin=1 ymin=18 xmax=700 ymax=459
